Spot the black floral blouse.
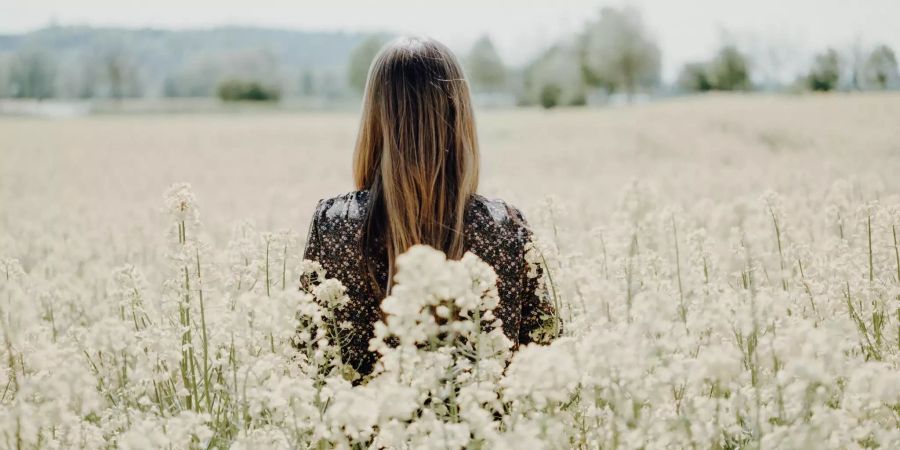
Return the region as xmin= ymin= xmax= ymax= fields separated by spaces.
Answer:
xmin=302 ymin=190 xmax=559 ymax=376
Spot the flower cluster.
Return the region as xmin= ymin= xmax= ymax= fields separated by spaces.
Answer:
xmin=2 ymin=181 xmax=899 ymax=449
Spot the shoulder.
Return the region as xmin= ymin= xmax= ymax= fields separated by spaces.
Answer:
xmin=467 ymin=194 xmax=533 ymax=234
xmin=312 ymin=190 xmax=371 ymax=224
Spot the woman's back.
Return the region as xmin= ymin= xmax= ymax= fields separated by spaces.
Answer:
xmin=302 ymin=36 xmax=560 ymax=377
xmin=303 ymin=190 xmax=557 ymax=376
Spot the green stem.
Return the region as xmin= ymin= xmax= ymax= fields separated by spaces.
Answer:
xmin=282 ymin=244 xmax=288 ymax=291
xmin=867 ymin=214 xmax=874 ymax=283
xmin=265 ymin=240 xmax=271 ymax=297
xmin=892 ymin=224 xmax=899 ymax=284
xmin=671 ymin=216 xmax=687 ymax=326
xmin=768 ymin=206 xmax=788 ymax=291
xmin=197 ymin=248 xmax=211 ymax=411
xmin=537 ymin=251 xmax=563 ymax=336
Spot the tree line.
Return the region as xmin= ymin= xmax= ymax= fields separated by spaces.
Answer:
xmin=2 ymin=10 xmax=898 ymax=106
xmin=0 ymin=27 xmax=365 ymax=102
xmin=459 ymin=6 xmax=897 ymax=108
xmin=337 ymin=6 xmax=900 ymax=108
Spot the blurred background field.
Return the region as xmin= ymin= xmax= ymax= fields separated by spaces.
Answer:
xmin=2 ymin=2 xmax=898 ymax=238
xmin=2 ymin=93 xmax=899 ymax=247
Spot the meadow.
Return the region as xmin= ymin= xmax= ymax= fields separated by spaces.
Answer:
xmin=1 ymin=93 xmax=899 ymax=449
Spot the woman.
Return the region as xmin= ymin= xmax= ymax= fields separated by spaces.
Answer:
xmin=302 ymin=36 xmax=559 ymax=377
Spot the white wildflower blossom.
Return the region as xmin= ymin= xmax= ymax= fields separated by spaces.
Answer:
xmin=3 ymin=180 xmax=900 ymax=448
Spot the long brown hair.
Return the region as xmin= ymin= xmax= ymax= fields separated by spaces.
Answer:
xmin=353 ymin=36 xmax=480 ymax=296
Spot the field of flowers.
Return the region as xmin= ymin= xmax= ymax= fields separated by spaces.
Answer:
xmin=1 ymin=93 xmax=900 ymax=449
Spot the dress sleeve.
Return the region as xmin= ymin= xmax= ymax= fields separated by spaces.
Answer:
xmin=302 ymin=199 xmax=323 ymax=262
xmin=508 ymin=206 xmax=562 ymax=345
xmin=299 ymin=200 xmax=324 ymax=292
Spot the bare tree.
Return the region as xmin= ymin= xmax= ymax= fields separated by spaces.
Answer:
xmin=300 ymin=69 xmax=316 ymax=97
xmin=862 ymin=45 xmax=898 ymax=90
xmin=741 ymin=30 xmax=804 ymax=90
xmin=845 ymin=36 xmax=865 ymax=90
xmin=93 ymin=41 xmax=143 ymax=99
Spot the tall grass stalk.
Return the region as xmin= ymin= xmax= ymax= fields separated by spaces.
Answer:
xmin=892 ymin=224 xmax=900 ymax=284
xmin=867 ymin=214 xmax=874 ymax=283
xmin=671 ymin=216 xmax=687 ymax=326
xmin=768 ymin=205 xmax=788 ymax=291
xmin=196 ymin=248 xmax=211 ymax=411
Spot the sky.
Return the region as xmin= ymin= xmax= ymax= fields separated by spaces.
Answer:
xmin=3 ymin=0 xmax=900 ymax=81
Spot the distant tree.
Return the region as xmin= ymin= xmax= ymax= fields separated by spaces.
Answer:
xmin=216 ymin=79 xmax=280 ymax=102
xmin=8 ymin=48 xmax=56 ymax=99
xmin=743 ymin=33 xmax=803 ymax=91
xmin=348 ymin=35 xmax=387 ymax=92
xmin=806 ymin=49 xmax=841 ymax=92
xmin=862 ymin=45 xmax=898 ymax=90
xmin=466 ymin=35 xmax=506 ymax=91
xmin=97 ymin=43 xmax=142 ymax=99
xmin=676 ymin=62 xmax=713 ymax=92
xmin=163 ymin=57 xmax=220 ymax=97
xmin=319 ymin=69 xmax=343 ymax=99
xmin=70 ymin=59 xmax=101 ymax=99
xmin=539 ymin=83 xmax=562 ymax=109
xmin=300 ymin=69 xmax=316 ymax=96
xmin=580 ymin=6 xmax=661 ymax=98
xmin=0 ymin=58 xmax=9 ymax=98
xmin=524 ymin=44 xmax=586 ymax=108
xmin=708 ymin=46 xmax=751 ymax=91
xmin=164 ymin=49 xmax=281 ymax=98
xmin=846 ymin=37 xmax=865 ymax=90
